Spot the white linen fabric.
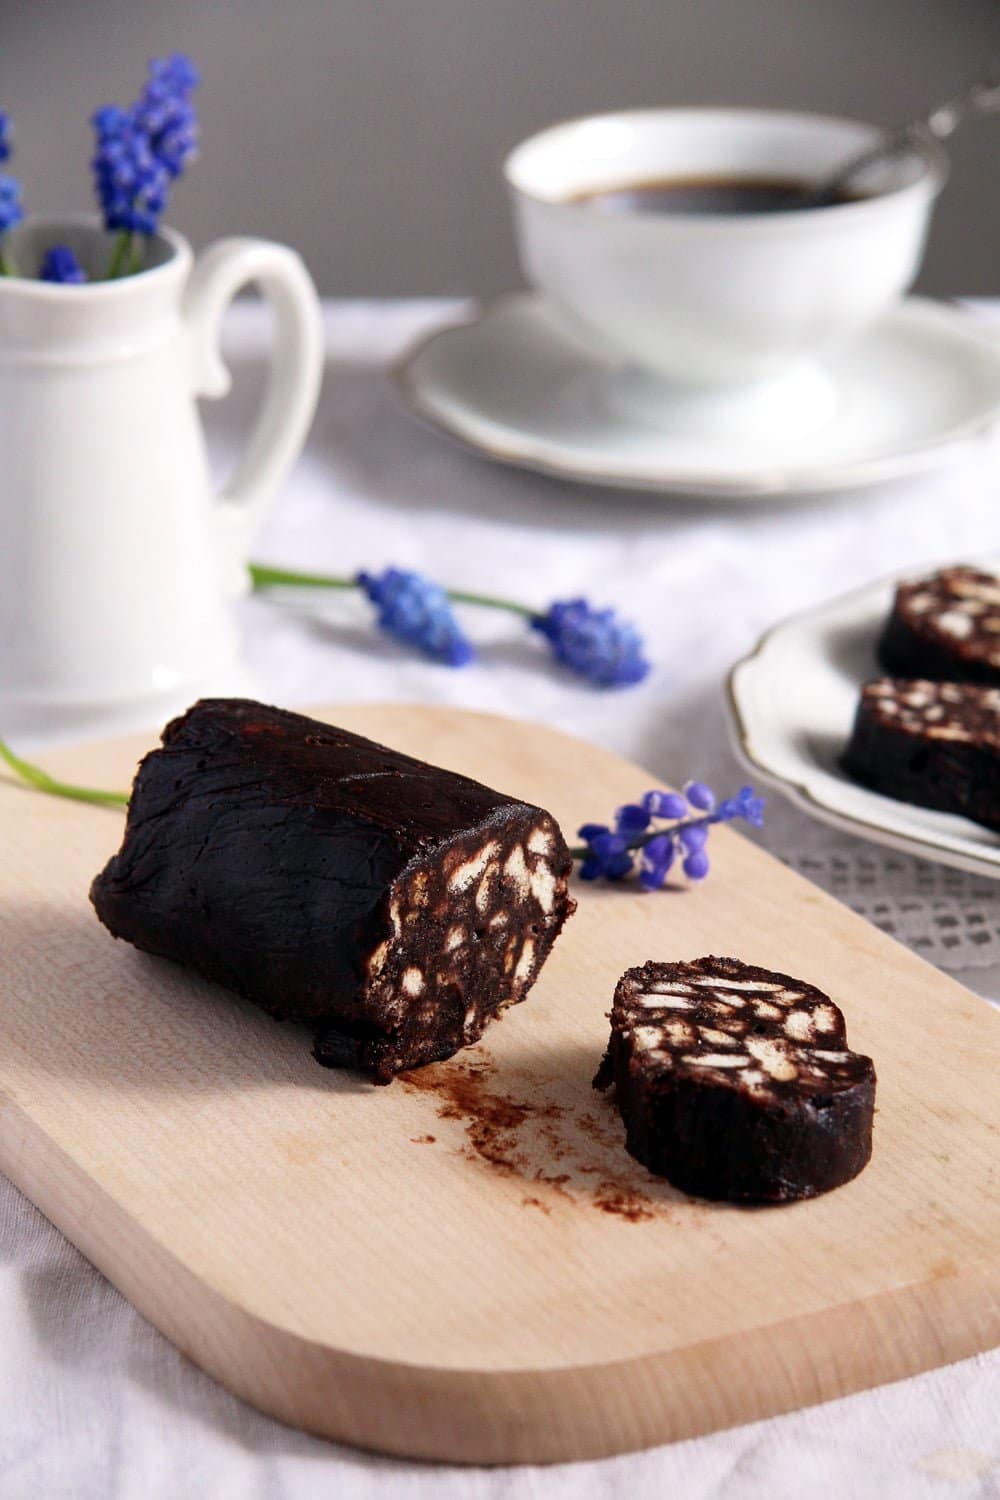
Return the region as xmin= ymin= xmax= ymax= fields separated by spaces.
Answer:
xmin=2 ymin=300 xmax=998 ymax=1499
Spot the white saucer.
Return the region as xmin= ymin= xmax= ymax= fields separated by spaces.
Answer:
xmin=395 ymin=294 xmax=1000 ymax=500
xmin=726 ymin=555 xmax=1000 ymax=878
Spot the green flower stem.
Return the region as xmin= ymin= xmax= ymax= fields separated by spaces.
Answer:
xmin=0 ymin=735 xmax=128 ymax=809
xmin=248 ymin=563 xmax=536 ymax=619
xmin=445 ymin=588 xmax=535 ymax=619
xmin=0 ymin=249 xmax=16 ymax=277
xmin=249 ymin=564 xmax=356 ymax=593
xmin=106 ymin=229 xmax=134 ymax=280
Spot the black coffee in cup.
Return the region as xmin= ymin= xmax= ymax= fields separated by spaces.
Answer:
xmin=568 ymin=175 xmax=861 ymax=215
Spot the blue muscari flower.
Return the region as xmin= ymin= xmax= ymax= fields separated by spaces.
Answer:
xmin=39 ymin=245 xmax=87 ymax=284
xmin=145 ymin=53 xmax=201 ymax=103
xmin=615 ymin=802 xmax=650 ymax=836
xmin=357 ymin=567 xmax=475 ymax=667
xmin=531 ymin=598 xmax=650 ymax=688
xmin=678 ymin=823 xmax=708 ymax=852
xmin=642 ymin=789 xmax=687 ymax=819
xmin=639 ymin=833 xmax=674 ymax=891
xmin=574 ymin=781 xmax=765 ymax=889
xmin=684 ymin=780 xmax=716 ymax=812
xmin=0 ymin=174 xmax=23 ymax=235
xmin=92 ymin=105 xmax=170 ymax=235
xmin=576 ymin=825 xmax=634 ymax=881
xmin=0 ymin=111 xmax=13 ymax=164
xmin=714 ymin=785 xmax=766 ymax=828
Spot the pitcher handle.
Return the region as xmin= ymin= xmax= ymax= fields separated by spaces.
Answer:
xmin=183 ymin=237 xmax=324 ymax=596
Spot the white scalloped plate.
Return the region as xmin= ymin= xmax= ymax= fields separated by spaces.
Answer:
xmin=395 ymin=295 xmax=1000 ymax=500
xmin=726 ymin=556 xmax=1000 ymax=878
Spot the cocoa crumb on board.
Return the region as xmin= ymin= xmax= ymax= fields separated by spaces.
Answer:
xmin=399 ymin=1051 xmax=680 ymax=1223
xmin=593 ymin=1182 xmax=656 ymax=1223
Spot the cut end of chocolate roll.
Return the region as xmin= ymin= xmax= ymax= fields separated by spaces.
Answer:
xmin=877 ymin=565 xmax=1000 ymax=688
xmin=91 ymin=699 xmax=576 ymax=1083
xmin=595 ymin=957 xmax=875 ymax=1203
xmin=312 ymin=805 xmax=574 ymax=1080
xmin=842 ymin=676 xmax=1000 ymax=833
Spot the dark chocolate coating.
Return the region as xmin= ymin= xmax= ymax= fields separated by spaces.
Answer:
xmin=91 ymin=699 xmax=575 ymax=1081
xmin=595 ymin=957 xmax=875 ymax=1204
xmin=842 ymin=677 xmax=1000 ymax=833
xmin=877 ymin=567 xmax=1000 ymax=688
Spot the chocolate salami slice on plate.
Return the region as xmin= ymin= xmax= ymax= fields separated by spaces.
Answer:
xmin=877 ymin=565 xmax=1000 ymax=687
xmin=91 ymin=699 xmax=576 ymax=1083
xmin=595 ymin=957 xmax=875 ymax=1203
xmin=843 ymin=677 xmax=1000 ymax=833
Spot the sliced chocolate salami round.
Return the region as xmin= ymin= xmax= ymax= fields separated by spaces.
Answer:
xmin=594 ymin=957 xmax=875 ymax=1203
xmin=842 ymin=676 xmax=1000 ymax=832
xmin=877 ymin=565 xmax=1000 ymax=687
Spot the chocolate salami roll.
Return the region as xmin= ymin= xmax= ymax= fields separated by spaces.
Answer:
xmin=877 ymin=565 xmax=1000 ymax=687
xmin=842 ymin=677 xmax=1000 ymax=832
xmin=595 ymin=957 xmax=875 ymax=1203
xmin=91 ymin=700 xmax=576 ymax=1082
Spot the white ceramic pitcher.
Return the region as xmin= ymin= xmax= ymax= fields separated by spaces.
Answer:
xmin=0 ymin=217 xmax=324 ymax=742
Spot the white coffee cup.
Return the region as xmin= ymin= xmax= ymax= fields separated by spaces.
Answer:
xmin=505 ymin=108 xmax=946 ymax=390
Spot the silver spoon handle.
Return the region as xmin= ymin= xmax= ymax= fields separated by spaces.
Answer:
xmin=926 ymin=72 xmax=1000 ymax=138
xmin=807 ymin=68 xmax=1000 ymax=206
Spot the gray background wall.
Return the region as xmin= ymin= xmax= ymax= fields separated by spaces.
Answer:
xmin=2 ymin=0 xmax=998 ymax=296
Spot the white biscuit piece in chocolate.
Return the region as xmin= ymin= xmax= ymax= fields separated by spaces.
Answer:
xmin=595 ymin=957 xmax=875 ymax=1203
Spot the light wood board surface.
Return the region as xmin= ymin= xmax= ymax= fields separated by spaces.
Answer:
xmin=0 ymin=703 xmax=998 ymax=1464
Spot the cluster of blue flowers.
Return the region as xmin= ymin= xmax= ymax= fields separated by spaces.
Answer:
xmin=575 ymin=781 xmax=765 ymax=888
xmin=131 ymin=55 xmax=200 ymax=180
xmin=0 ymin=54 xmax=199 ymax=281
xmin=347 ymin=566 xmax=650 ymax=688
xmin=0 ymin=110 xmax=24 ymax=240
xmin=92 ymin=106 xmax=169 ymax=237
xmin=357 ymin=569 xmax=475 ymax=668
xmin=92 ymin=54 xmax=199 ymax=240
xmin=0 ymin=176 xmax=23 ymax=238
xmin=531 ymin=598 xmax=650 ymax=687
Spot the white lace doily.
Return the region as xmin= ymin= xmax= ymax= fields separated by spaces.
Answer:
xmin=775 ymin=838 xmax=1000 ymax=968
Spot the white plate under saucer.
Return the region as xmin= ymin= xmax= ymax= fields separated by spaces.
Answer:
xmin=726 ymin=555 xmax=1000 ymax=879
xmin=394 ymin=294 xmax=1000 ymax=501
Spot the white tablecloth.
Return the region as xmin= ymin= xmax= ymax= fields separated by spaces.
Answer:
xmin=2 ymin=300 xmax=998 ymax=1499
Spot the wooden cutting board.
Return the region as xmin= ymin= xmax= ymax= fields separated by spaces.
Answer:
xmin=0 ymin=704 xmax=998 ymax=1464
